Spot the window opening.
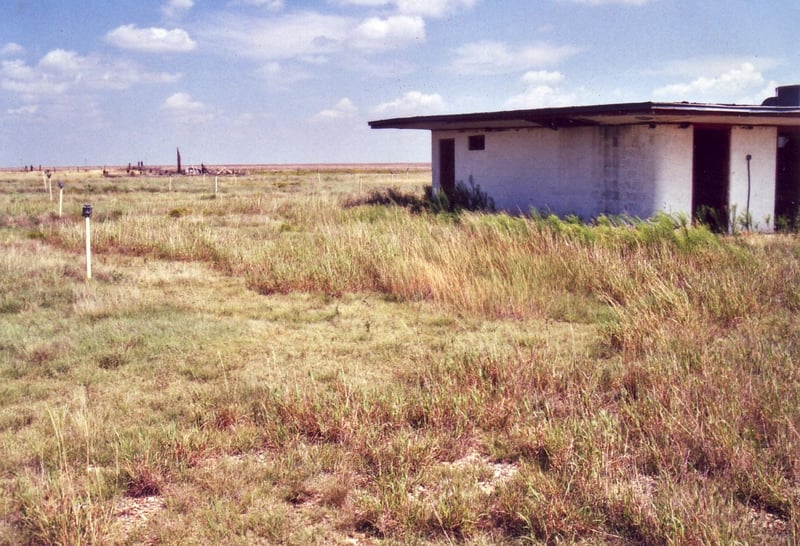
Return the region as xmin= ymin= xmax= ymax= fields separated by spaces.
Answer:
xmin=468 ymin=135 xmax=485 ymax=151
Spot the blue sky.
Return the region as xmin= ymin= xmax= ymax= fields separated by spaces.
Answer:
xmin=1 ymin=0 xmax=798 ymax=167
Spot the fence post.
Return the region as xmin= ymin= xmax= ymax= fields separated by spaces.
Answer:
xmin=82 ymin=204 xmax=93 ymax=280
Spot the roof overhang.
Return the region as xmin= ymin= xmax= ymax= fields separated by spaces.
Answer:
xmin=368 ymin=102 xmax=800 ymax=131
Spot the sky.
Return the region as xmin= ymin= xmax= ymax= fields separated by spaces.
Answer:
xmin=1 ymin=0 xmax=798 ymax=167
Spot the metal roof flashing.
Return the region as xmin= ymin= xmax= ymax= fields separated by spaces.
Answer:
xmin=368 ymin=101 xmax=800 ymax=131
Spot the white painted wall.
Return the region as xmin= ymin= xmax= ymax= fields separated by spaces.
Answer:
xmin=432 ymin=124 xmax=694 ymax=221
xmin=728 ymin=126 xmax=777 ymax=231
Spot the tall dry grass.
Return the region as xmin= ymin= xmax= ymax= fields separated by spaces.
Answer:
xmin=3 ymin=172 xmax=799 ymax=543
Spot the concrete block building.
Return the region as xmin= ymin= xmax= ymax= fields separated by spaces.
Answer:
xmin=370 ymin=85 xmax=800 ymax=231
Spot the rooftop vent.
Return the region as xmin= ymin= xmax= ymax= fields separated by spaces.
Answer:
xmin=762 ymin=85 xmax=800 ymax=107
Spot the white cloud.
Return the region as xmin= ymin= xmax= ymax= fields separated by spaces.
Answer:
xmin=311 ymin=97 xmax=358 ymax=122
xmin=230 ymin=0 xmax=284 ymax=8
xmin=7 ymin=104 xmax=38 ymax=116
xmin=39 ymin=49 xmax=83 ymax=73
xmin=161 ymin=92 xmax=215 ymax=123
xmin=352 ymin=15 xmax=425 ymax=50
xmin=162 ymin=0 xmax=194 ymax=18
xmin=395 ymin=0 xmax=477 ymax=17
xmin=521 ymin=70 xmax=565 ymax=86
xmin=258 ymin=62 xmax=312 ymax=89
xmin=450 ymin=40 xmax=580 ymax=75
xmin=335 ymin=0 xmax=477 ymax=17
xmin=200 ymin=13 xmax=350 ymax=61
xmin=199 ymin=10 xmax=427 ymax=64
xmin=648 ymin=55 xmax=781 ymax=79
xmin=0 ymin=50 xmax=181 ymax=97
xmin=563 ymin=0 xmax=652 ymax=4
xmin=505 ymin=70 xmax=579 ymax=109
xmin=1 ymin=42 xmax=24 ymax=56
xmin=105 ymin=25 xmax=197 ymax=53
xmin=373 ymin=90 xmax=445 ymax=115
xmin=334 ymin=0 xmax=390 ymax=5
xmin=163 ymin=92 xmax=202 ymax=110
xmin=653 ymin=62 xmax=776 ymax=104
xmin=0 ymin=59 xmax=64 ymax=95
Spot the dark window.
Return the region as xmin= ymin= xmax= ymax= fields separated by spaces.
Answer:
xmin=468 ymin=134 xmax=485 ymax=151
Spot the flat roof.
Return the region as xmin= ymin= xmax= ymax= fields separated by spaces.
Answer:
xmin=368 ymin=101 xmax=800 ymax=131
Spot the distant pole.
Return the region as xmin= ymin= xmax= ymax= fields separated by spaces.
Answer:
xmin=82 ymin=204 xmax=93 ymax=280
xmin=215 ymin=176 xmax=218 ymax=195
xmin=177 ymin=147 xmax=182 ymax=174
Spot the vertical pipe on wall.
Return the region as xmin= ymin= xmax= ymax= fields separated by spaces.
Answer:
xmin=746 ymin=154 xmax=752 ymax=230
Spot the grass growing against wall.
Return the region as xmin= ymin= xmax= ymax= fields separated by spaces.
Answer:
xmin=0 ymin=168 xmax=798 ymax=544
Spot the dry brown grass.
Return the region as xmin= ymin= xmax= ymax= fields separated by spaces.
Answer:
xmin=0 ymin=169 xmax=798 ymax=544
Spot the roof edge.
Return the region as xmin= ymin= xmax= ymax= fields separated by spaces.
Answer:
xmin=368 ymin=101 xmax=800 ymax=130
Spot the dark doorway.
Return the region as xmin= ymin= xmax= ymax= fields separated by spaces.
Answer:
xmin=439 ymin=138 xmax=455 ymax=196
xmin=775 ymin=130 xmax=800 ymax=228
xmin=693 ymin=127 xmax=730 ymax=232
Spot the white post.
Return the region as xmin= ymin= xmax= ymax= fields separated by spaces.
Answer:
xmin=317 ymin=171 xmax=321 ymax=184
xmin=58 ymin=188 xmax=63 ymax=217
xmin=169 ymin=177 xmax=172 ymax=192
xmin=215 ymin=176 xmax=218 ymax=195
xmin=48 ymin=179 xmax=53 ymax=201
xmin=83 ymin=207 xmax=93 ymax=280
xmin=85 ymin=217 xmax=92 ymax=279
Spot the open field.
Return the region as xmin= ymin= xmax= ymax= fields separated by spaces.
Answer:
xmin=0 ymin=167 xmax=799 ymax=544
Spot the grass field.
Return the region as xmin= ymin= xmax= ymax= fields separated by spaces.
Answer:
xmin=0 ymin=167 xmax=798 ymax=544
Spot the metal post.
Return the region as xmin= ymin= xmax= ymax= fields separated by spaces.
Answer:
xmin=82 ymin=204 xmax=93 ymax=280
xmin=745 ymin=154 xmax=752 ymax=230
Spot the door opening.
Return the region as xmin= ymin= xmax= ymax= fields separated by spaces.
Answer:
xmin=692 ymin=127 xmax=731 ymax=232
xmin=775 ymin=129 xmax=800 ymax=229
xmin=439 ymin=138 xmax=455 ymax=197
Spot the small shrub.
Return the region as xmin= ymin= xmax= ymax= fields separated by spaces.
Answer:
xmin=425 ymin=176 xmax=496 ymax=213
